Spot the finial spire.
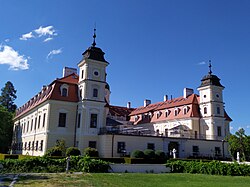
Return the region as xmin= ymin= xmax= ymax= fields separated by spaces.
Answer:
xmin=208 ymin=60 xmax=212 ymax=75
xmin=92 ymin=27 xmax=96 ymax=47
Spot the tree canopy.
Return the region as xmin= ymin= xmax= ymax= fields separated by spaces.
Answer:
xmin=0 ymin=81 xmax=17 ymax=113
xmin=227 ymin=128 xmax=250 ymax=161
xmin=0 ymin=105 xmax=14 ymax=153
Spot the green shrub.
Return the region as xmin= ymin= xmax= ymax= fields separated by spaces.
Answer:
xmin=144 ymin=149 xmax=155 ymax=159
xmin=78 ymin=156 xmax=110 ymax=173
xmin=83 ymin=147 xmax=99 ymax=157
xmin=155 ymin=150 xmax=166 ymax=160
xmin=46 ymin=147 xmax=63 ymax=156
xmin=66 ymin=147 xmax=81 ymax=156
xmin=166 ymin=160 xmax=250 ymax=176
xmin=131 ymin=150 xmax=144 ymax=158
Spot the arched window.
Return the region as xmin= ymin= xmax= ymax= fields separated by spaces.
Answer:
xmin=93 ymin=88 xmax=98 ymax=97
xmin=60 ymin=84 xmax=69 ymax=97
xmin=62 ymin=88 xmax=68 ymax=97
xmin=204 ymin=107 xmax=207 ymax=114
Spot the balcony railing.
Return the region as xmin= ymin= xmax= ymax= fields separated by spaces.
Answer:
xmin=99 ymin=127 xmax=225 ymax=140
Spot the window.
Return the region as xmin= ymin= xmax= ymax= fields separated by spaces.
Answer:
xmin=77 ymin=113 xmax=81 ymax=128
xmin=215 ymin=147 xmax=221 ymax=156
xmin=204 ymin=95 xmax=207 ymax=98
xmin=34 ymin=117 xmax=37 ymax=130
xmin=204 ymin=107 xmax=207 ymax=114
xmin=81 ymin=70 xmax=84 ymax=79
xmin=23 ymin=122 xmax=26 ymax=133
xmin=58 ymin=113 xmax=67 ymax=127
xmin=156 ymin=111 xmax=161 ymax=119
xmin=43 ymin=113 xmax=46 ymax=127
xmin=93 ymin=88 xmax=98 ymax=98
xmin=165 ymin=110 xmax=170 ymax=117
xmin=195 ymin=131 xmax=198 ymax=139
xmin=31 ymin=119 xmax=33 ymax=131
xmin=183 ymin=108 xmax=187 ymax=115
xmin=60 ymin=84 xmax=69 ymax=97
xmin=147 ymin=143 xmax=155 ymax=150
xmin=28 ymin=142 xmax=31 ymax=150
xmin=79 ymin=89 xmax=82 ymax=99
xmin=135 ymin=115 xmax=139 ymax=121
xmin=27 ymin=121 xmax=29 ymax=132
xmin=217 ymin=107 xmax=220 ymax=114
xmin=38 ymin=115 xmax=41 ymax=129
xmin=174 ymin=109 xmax=178 ymax=116
xmin=165 ymin=129 xmax=168 ymax=137
xmin=24 ymin=142 xmax=27 ymax=150
xmin=89 ymin=141 xmax=97 ymax=149
xmin=35 ymin=141 xmax=39 ymax=151
xmin=217 ymin=126 xmax=222 ymax=137
xmin=193 ymin=146 xmax=199 ymax=156
xmin=62 ymin=88 xmax=68 ymax=97
xmin=40 ymin=140 xmax=44 ymax=151
xmin=117 ymin=142 xmax=126 ymax=153
xmin=32 ymin=141 xmax=34 ymax=150
xmin=90 ymin=114 xmax=97 ymax=128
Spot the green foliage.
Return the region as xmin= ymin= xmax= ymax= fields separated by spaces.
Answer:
xmin=0 ymin=105 xmax=14 ymax=153
xmin=78 ymin=156 xmax=110 ymax=173
xmin=166 ymin=160 xmax=250 ymax=176
xmin=45 ymin=140 xmax=66 ymax=156
xmin=83 ymin=147 xmax=99 ymax=157
xmin=66 ymin=147 xmax=81 ymax=156
xmin=227 ymin=128 xmax=250 ymax=161
xmin=155 ymin=150 xmax=166 ymax=159
xmin=144 ymin=149 xmax=156 ymax=159
xmin=131 ymin=150 xmax=144 ymax=158
xmin=0 ymin=81 xmax=17 ymax=113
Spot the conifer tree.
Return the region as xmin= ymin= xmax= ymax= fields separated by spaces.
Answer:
xmin=0 ymin=81 xmax=17 ymax=113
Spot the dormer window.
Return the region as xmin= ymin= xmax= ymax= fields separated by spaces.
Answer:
xmin=174 ymin=108 xmax=179 ymax=116
xmin=183 ymin=106 xmax=189 ymax=115
xmin=156 ymin=111 xmax=162 ymax=119
xmin=165 ymin=110 xmax=170 ymax=117
xmin=60 ymin=84 xmax=69 ymax=97
xmin=135 ymin=115 xmax=139 ymax=121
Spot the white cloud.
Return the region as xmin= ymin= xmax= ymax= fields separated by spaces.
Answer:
xmin=198 ymin=61 xmax=206 ymax=65
xmin=20 ymin=32 xmax=34 ymax=40
xmin=20 ymin=26 xmax=57 ymax=41
xmin=47 ymin=49 xmax=62 ymax=59
xmin=0 ymin=45 xmax=29 ymax=70
xmin=34 ymin=26 xmax=57 ymax=37
xmin=43 ymin=37 xmax=53 ymax=42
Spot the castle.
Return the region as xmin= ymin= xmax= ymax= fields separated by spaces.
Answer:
xmin=12 ymin=31 xmax=232 ymax=158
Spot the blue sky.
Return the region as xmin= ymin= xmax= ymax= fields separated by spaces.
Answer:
xmin=0 ymin=0 xmax=250 ymax=134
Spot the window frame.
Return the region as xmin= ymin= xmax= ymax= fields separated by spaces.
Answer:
xmin=58 ymin=112 xmax=67 ymax=127
xmin=90 ymin=113 xmax=98 ymax=128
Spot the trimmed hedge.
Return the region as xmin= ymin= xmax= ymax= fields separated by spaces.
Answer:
xmin=0 ymin=156 xmax=110 ymax=174
xmin=166 ymin=160 xmax=250 ymax=176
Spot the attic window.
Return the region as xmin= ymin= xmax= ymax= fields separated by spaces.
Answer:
xmin=165 ymin=110 xmax=170 ymax=117
xmin=174 ymin=108 xmax=179 ymax=116
xmin=183 ymin=106 xmax=189 ymax=115
xmin=60 ymin=84 xmax=69 ymax=97
xmin=135 ymin=115 xmax=139 ymax=121
xmin=156 ymin=111 xmax=162 ymax=119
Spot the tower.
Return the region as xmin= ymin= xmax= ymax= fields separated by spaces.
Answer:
xmin=76 ymin=29 xmax=109 ymax=150
xmin=198 ymin=63 xmax=226 ymax=140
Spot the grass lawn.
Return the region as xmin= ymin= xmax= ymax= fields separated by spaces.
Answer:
xmin=14 ymin=173 xmax=250 ymax=187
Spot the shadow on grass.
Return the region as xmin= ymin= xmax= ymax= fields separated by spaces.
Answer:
xmin=18 ymin=174 xmax=49 ymax=182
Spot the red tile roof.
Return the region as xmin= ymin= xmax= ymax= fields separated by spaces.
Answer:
xmin=108 ymin=105 xmax=134 ymax=117
xmin=15 ymin=73 xmax=79 ymax=119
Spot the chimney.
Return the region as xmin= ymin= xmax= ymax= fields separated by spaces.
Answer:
xmin=164 ymin=95 xmax=168 ymax=101
xmin=127 ymin=102 xmax=131 ymax=109
xmin=63 ymin=67 xmax=77 ymax=77
xmin=183 ymin=88 xmax=194 ymax=98
xmin=144 ymin=99 xmax=151 ymax=107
